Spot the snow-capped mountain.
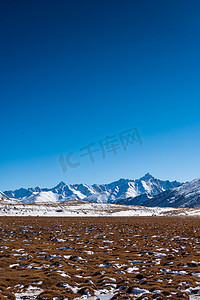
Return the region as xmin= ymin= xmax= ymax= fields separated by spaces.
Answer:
xmin=3 ymin=173 xmax=181 ymax=204
xmin=140 ymin=178 xmax=200 ymax=208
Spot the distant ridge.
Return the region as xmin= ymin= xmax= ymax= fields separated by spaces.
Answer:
xmin=3 ymin=174 xmax=181 ymax=204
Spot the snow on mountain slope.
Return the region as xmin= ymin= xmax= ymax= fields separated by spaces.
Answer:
xmin=84 ymin=174 xmax=181 ymax=203
xmin=52 ymin=182 xmax=86 ymax=201
xmin=0 ymin=191 xmax=19 ymax=204
xmin=0 ymin=191 xmax=8 ymax=199
xmin=3 ymin=173 xmax=181 ymax=204
xmin=139 ymin=178 xmax=200 ymax=208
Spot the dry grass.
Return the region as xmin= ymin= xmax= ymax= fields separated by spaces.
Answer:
xmin=0 ymin=217 xmax=200 ymax=299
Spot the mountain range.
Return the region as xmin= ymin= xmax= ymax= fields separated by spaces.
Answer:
xmin=2 ymin=173 xmax=180 ymax=203
xmin=2 ymin=173 xmax=200 ymax=208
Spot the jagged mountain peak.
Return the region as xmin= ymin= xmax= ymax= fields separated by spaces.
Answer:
xmin=54 ymin=181 xmax=66 ymax=189
xmin=140 ymin=173 xmax=154 ymax=181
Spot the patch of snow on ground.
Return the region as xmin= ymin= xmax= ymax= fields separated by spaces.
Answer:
xmin=14 ymin=286 xmax=43 ymax=299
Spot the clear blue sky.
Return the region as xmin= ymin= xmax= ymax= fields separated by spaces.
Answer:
xmin=1 ymin=0 xmax=200 ymax=190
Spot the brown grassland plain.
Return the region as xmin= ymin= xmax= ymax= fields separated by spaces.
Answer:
xmin=0 ymin=217 xmax=200 ymax=299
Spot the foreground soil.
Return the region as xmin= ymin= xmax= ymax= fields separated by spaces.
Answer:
xmin=0 ymin=217 xmax=200 ymax=299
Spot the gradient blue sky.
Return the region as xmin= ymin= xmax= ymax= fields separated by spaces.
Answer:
xmin=1 ymin=0 xmax=200 ymax=190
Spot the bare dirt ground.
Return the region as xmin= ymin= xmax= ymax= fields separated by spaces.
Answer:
xmin=0 ymin=217 xmax=200 ymax=299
